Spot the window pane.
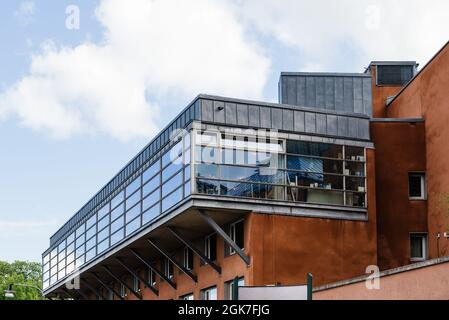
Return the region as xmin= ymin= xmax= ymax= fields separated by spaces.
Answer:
xmin=162 ymin=171 xmax=183 ymax=197
xmin=162 ymin=161 xmax=183 ymax=182
xmin=76 ymin=224 xmax=85 ymax=238
xmin=126 ymin=177 xmax=141 ymax=197
xmin=345 ymin=192 xmax=366 ymax=207
xmin=98 ymin=204 xmax=109 ymax=219
xmin=163 ymin=141 xmax=183 ymax=168
xmin=126 ymin=191 xmax=141 ymax=210
xmin=111 ymin=203 xmax=124 ymax=221
xmin=409 ymin=174 xmax=424 ymax=198
xmin=111 ymin=228 xmax=124 ymax=246
xmin=97 ymin=239 xmax=109 ymax=254
xmin=221 ymin=165 xmax=285 ymax=184
xmin=287 ymin=171 xmax=343 ymax=190
xmin=126 ymin=218 xmax=141 ymax=236
xmin=142 ymin=204 xmax=161 ymax=225
xmin=143 ymin=160 xmax=161 ymax=182
xmin=98 ymin=215 xmax=109 ymax=231
xmin=111 ymin=190 xmax=125 ymax=209
xmin=184 ymin=181 xmax=191 ymax=197
xmin=111 ymin=215 xmax=124 ymax=233
xmin=196 ymin=179 xmax=219 ymax=195
xmin=195 ymin=146 xmax=218 ymax=164
xmin=86 ymin=225 xmax=96 ymax=240
xmin=98 ymin=228 xmax=109 ymax=242
xmin=287 ymin=187 xmax=344 ymax=206
xmin=162 ymin=187 xmax=183 ymax=212
xmin=287 ymin=141 xmax=343 ymax=159
xmin=143 ymin=189 xmax=160 ymax=212
xmin=86 ymin=214 xmax=96 ymax=229
xmin=287 ymin=156 xmax=342 ymax=174
xmin=346 ymin=177 xmax=365 ymax=192
xmin=86 ymin=248 xmax=96 ymax=262
xmin=195 ymin=163 xmax=219 ymax=179
xmin=86 ymin=236 xmax=96 ymax=251
xmin=126 ymin=203 xmax=141 ymax=224
xmin=411 ymin=235 xmax=424 ymax=258
xmin=66 ymin=232 xmax=75 ymax=245
xmin=184 ymin=164 xmax=191 ymax=180
xmin=143 ymin=174 xmax=161 ymax=197
xmin=345 ymin=146 xmax=365 ymax=161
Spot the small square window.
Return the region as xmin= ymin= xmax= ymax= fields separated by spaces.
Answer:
xmin=409 ymin=173 xmax=426 ymax=200
xmin=410 ymin=233 xmax=427 ymax=261
xmin=201 ymin=286 xmax=217 ymax=300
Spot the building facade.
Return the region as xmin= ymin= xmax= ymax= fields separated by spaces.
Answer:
xmin=42 ymin=41 xmax=449 ymax=300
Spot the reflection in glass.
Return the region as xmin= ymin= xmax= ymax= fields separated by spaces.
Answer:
xmin=162 ymin=171 xmax=183 ymax=197
xmin=111 ymin=228 xmax=124 ymax=246
xmin=143 ymin=160 xmax=160 ymax=182
xmin=126 ymin=191 xmax=140 ymax=210
xmin=162 ymin=187 xmax=183 ymax=212
xmin=287 ymin=141 xmax=343 ymax=159
xmin=111 ymin=190 xmax=125 ymax=209
xmin=143 ymin=189 xmax=160 ymax=212
xmin=111 ymin=203 xmax=124 ymax=221
xmin=126 ymin=177 xmax=141 ymax=197
xmin=126 ymin=204 xmax=141 ymax=223
xmin=143 ymin=174 xmax=160 ymax=197
xmin=143 ymin=204 xmax=160 ymax=225
xmin=126 ymin=218 xmax=141 ymax=236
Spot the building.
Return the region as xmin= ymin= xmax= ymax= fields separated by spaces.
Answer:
xmin=41 ymin=41 xmax=449 ymax=300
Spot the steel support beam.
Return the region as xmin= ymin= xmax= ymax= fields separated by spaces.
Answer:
xmin=198 ymin=209 xmax=250 ymax=266
xmin=129 ymin=248 xmax=177 ymax=290
xmin=91 ymin=272 xmax=124 ymax=300
xmin=115 ymin=257 xmax=159 ymax=296
xmin=80 ymin=278 xmax=107 ymax=300
xmin=167 ymin=226 xmax=221 ymax=274
xmin=101 ymin=265 xmax=142 ymax=300
xmin=75 ymin=288 xmax=90 ymax=301
xmin=61 ymin=288 xmax=78 ymax=300
xmin=147 ymin=238 xmax=198 ymax=283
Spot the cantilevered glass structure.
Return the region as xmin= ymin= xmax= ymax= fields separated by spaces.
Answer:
xmin=42 ymin=72 xmax=374 ymax=299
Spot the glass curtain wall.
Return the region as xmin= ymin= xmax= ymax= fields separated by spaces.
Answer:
xmin=43 ymin=133 xmax=191 ymax=290
xmin=194 ymin=130 xmax=366 ymax=208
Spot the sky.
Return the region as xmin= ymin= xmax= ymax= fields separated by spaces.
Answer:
xmin=0 ymin=0 xmax=448 ymax=263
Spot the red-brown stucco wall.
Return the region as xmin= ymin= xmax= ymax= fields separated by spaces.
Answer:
xmin=371 ymin=122 xmax=427 ymax=270
xmin=387 ymin=42 xmax=449 ymax=259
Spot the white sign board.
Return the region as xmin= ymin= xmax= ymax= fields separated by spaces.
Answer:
xmin=238 ymin=285 xmax=308 ymax=300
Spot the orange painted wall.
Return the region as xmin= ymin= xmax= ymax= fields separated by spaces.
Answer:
xmin=371 ymin=122 xmax=427 ymax=270
xmin=387 ymin=42 xmax=449 ymax=259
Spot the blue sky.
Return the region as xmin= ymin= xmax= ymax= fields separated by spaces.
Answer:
xmin=0 ymin=0 xmax=448 ymax=263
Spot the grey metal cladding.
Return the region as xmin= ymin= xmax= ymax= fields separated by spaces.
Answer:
xmin=316 ymin=113 xmax=327 ymax=135
xmin=315 ymin=77 xmax=325 ymax=108
xmin=296 ymin=76 xmax=306 ymax=107
xmin=280 ymin=73 xmax=372 ymax=116
xmin=343 ymin=77 xmax=354 ymax=112
xmin=362 ymin=78 xmax=372 ymax=116
xmin=260 ymin=107 xmax=271 ymax=128
xmin=353 ymin=77 xmax=363 ymax=114
xmin=201 ymin=99 xmax=214 ymax=122
xmin=325 ymin=77 xmax=335 ymax=110
xmin=358 ymin=118 xmax=370 ymax=140
xmin=248 ymin=105 xmax=260 ymax=127
xmin=213 ymin=101 xmax=225 ymax=124
xmin=282 ymin=109 xmax=294 ymax=131
xmin=286 ymin=76 xmax=296 ymax=105
xmin=294 ymin=110 xmax=305 ymax=132
xmin=305 ymin=112 xmax=316 ymax=133
xmin=326 ymin=114 xmax=338 ymax=136
xmin=236 ymin=103 xmax=249 ymax=126
xmin=306 ymin=77 xmax=316 ymax=108
xmin=272 ymin=108 xmax=283 ymax=130
xmin=225 ymin=102 xmax=237 ymax=125
xmin=348 ymin=117 xmax=359 ymax=138
xmin=337 ymin=116 xmax=349 ymax=137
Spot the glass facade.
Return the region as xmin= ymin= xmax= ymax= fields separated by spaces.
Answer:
xmin=194 ymin=130 xmax=367 ymax=208
xmin=43 ymin=126 xmax=368 ymax=291
xmin=42 ymin=133 xmax=191 ymax=290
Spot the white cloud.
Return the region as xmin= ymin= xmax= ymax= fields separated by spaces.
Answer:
xmin=233 ymin=0 xmax=449 ymax=71
xmin=1 ymin=0 xmax=270 ymax=141
xmin=14 ymin=1 xmax=36 ymax=26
